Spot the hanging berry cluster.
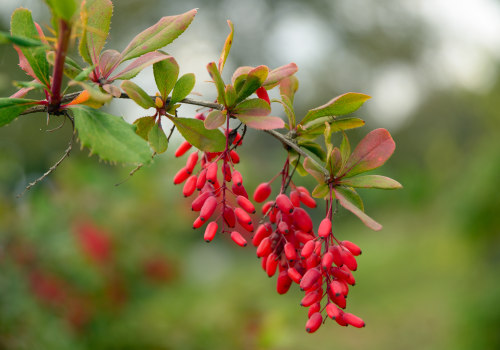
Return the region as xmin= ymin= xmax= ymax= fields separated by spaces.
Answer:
xmin=2 ymin=1 xmax=402 ymax=334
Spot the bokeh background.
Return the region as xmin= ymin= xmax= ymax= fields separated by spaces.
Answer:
xmin=1 ymin=0 xmax=500 ymax=349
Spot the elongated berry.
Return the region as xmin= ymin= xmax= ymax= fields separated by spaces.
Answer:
xmin=256 ymin=237 xmax=272 ymax=257
xmin=296 ymin=231 xmax=315 ymax=244
xmin=232 ymin=183 xmax=248 ymax=198
xmin=230 ymin=150 xmax=240 ymax=163
xmin=300 ymin=268 xmax=321 ymax=291
xmin=301 ymin=291 xmax=320 ymax=307
xmin=321 ymin=252 xmax=334 ymax=270
xmin=277 ymin=270 xmax=292 ymax=294
xmin=175 ymin=141 xmax=192 ymax=157
xmin=331 ymin=292 xmax=346 ymax=309
xmin=287 ymin=267 xmax=302 ymax=283
xmin=252 ymin=223 xmax=272 ymax=246
xmin=301 ymin=240 xmax=315 ymax=259
xmin=329 ymin=280 xmax=344 ymax=297
xmin=290 ymin=190 xmax=301 ymax=207
xmin=308 ymin=302 xmax=321 ymax=318
xmin=230 ymin=231 xmax=247 ymax=247
xmin=173 ymin=167 xmax=190 ymax=185
xmin=236 ymin=196 xmax=256 ymax=214
xmin=305 ymin=312 xmax=323 ymax=333
xmin=342 ymin=312 xmax=365 ymax=328
xmin=191 ymin=192 xmax=212 ymax=211
xmin=223 ymin=206 xmax=236 ymax=227
xmin=206 ymin=162 xmax=218 ymax=184
xmin=335 ymin=311 xmax=348 ymax=326
xmin=284 ymin=242 xmax=297 ymax=261
xmin=266 ymin=252 xmax=278 ymax=277
xmin=256 ymin=86 xmax=270 ymax=104
xmin=232 ymin=170 xmax=243 ymax=186
xmin=261 ymin=201 xmax=274 ymax=215
xmin=200 ymin=196 xmax=218 ymax=222
xmin=326 ymin=303 xmax=341 ymax=319
xmin=253 ymin=182 xmax=272 ymax=203
xmin=278 ymin=221 xmax=289 ymax=234
xmin=196 ymin=169 xmax=207 ymax=190
xmin=318 ymin=218 xmax=332 ymax=238
xmin=293 ymin=208 xmax=313 ymax=232
xmin=183 ymin=175 xmax=197 ymax=197
xmin=340 ymin=247 xmax=357 ymax=271
xmin=330 ymin=245 xmax=344 ymax=267
xmin=341 ymin=240 xmax=362 ymax=256
xmin=186 ymin=152 xmax=198 ymax=173
xmin=204 ymin=222 xmax=218 ymax=242
xmin=234 ymin=207 xmax=252 ymax=226
xmin=222 ymin=163 xmax=232 ymax=182
xmin=276 ymin=194 xmax=294 ymax=214
xmin=193 ymin=216 xmax=205 ymax=229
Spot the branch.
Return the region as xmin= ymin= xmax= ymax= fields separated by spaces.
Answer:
xmin=17 ymin=91 xmax=329 ymax=177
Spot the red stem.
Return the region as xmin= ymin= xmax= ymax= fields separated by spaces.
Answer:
xmin=49 ymin=19 xmax=71 ymax=111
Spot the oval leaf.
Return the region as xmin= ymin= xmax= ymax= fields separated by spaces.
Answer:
xmin=133 ymin=116 xmax=155 ymax=140
xmin=231 ymin=66 xmax=253 ymax=85
xmin=70 ymin=105 xmax=152 ymax=164
xmin=171 ymin=117 xmax=225 ymax=152
xmin=279 ymin=76 xmax=299 ymax=104
xmin=301 ymin=92 xmax=371 ymax=125
xmin=340 ymin=175 xmax=402 ymax=190
xmin=235 ymin=65 xmax=269 ymax=104
xmin=233 ymin=98 xmax=270 ymax=116
xmin=111 ymin=51 xmax=170 ymax=81
xmin=263 ymin=63 xmax=298 ymax=88
xmin=120 ymin=9 xmax=197 ymax=61
xmin=0 ymin=98 xmax=38 ymax=127
xmin=312 ymin=183 xmax=330 ymax=199
xmin=171 ymin=73 xmax=195 ymax=105
xmin=342 ymin=128 xmax=396 ymax=177
xmin=236 ymin=115 xmax=284 ymax=130
xmin=204 ymin=110 xmax=226 ymax=130
xmin=120 ymin=80 xmax=154 ymax=109
xmin=153 ymin=55 xmax=179 ymax=100
xmin=148 ymin=123 xmax=168 ymax=154
xmin=79 ymin=0 xmax=113 ymax=64
xmin=334 ymin=187 xmax=382 ymax=231
xmin=303 ymin=157 xmax=326 ymax=183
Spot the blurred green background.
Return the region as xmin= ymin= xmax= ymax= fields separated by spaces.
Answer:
xmin=1 ymin=0 xmax=500 ymax=349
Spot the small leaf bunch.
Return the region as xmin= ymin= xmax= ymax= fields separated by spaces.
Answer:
xmin=0 ymin=0 xmax=402 ymax=333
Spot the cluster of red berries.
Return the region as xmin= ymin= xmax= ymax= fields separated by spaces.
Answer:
xmin=173 ymin=113 xmax=254 ymax=247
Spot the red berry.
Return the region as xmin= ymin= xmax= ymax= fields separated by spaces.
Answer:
xmin=253 ymin=182 xmax=272 ymax=203
xmin=222 ymin=163 xmax=232 ymax=182
xmin=330 ymin=245 xmax=344 ymax=267
xmin=293 ymin=208 xmax=313 ymax=232
xmin=191 ymin=192 xmax=212 ymax=211
xmin=276 ymin=194 xmax=294 ymax=214
xmin=340 ymin=247 xmax=357 ymax=271
xmin=277 ymin=270 xmax=292 ymax=294
xmin=222 ymin=206 xmax=236 ymax=228
xmin=252 ymin=223 xmax=272 ymax=247
xmin=200 ymin=196 xmax=218 ymax=222
xmin=256 ymin=237 xmax=272 ymax=257
xmin=185 ymin=152 xmax=198 ymax=173
xmin=300 ymin=291 xmax=320 ymax=307
xmin=175 ymin=141 xmax=192 ymax=157
xmin=173 ymin=167 xmax=190 ymax=185
xmin=301 ymin=240 xmax=315 ymax=259
xmin=342 ymin=312 xmax=365 ymax=328
xmin=236 ymin=195 xmax=256 ymax=214
xmin=206 ymin=162 xmax=218 ymax=184
xmin=341 ymin=240 xmax=362 ymax=256
xmin=230 ymin=150 xmax=240 ymax=164
xmin=278 ymin=221 xmax=289 ymax=234
xmin=193 ymin=216 xmax=205 ymax=229
xmin=256 ymin=86 xmax=270 ymax=104
xmin=290 ymin=190 xmax=301 ymax=207
xmin=318 ymin=218 xmax=332 ymax=238
xmin=230 ymin=231 xmax=247 ymax=247
xmin=284 ymin=242 xmax=297 ymax=261
xmin=308 ymin=302 xmax=321 ymax=318
xmin=287 ymin=267 xmax=302 ymax=283
xmin=196 ymin=169 xmax=207 ymax=190
xmin=204 ymin=222 xmax=218 ymax=242
xmin=326 ymin=303 xmax=341 ymax=319
xmin=234 ymin=207 xmax=252 ymax=226
xmin=183 ymin=175 xmax=197 ymax=197
xmin=232 ymin=183 xmax=248 ymax=198
xmin=266 ymin=252 xmax=278 ymax=277
xmin=232 ymin=170 xmax=243 ymax=186
xmin=305 ymin=312 xmax=323 ymax=333
xmin=299 ymin=268 xmax=321 ymax=291
xmin=321 ymin=252 xmax=334 ymax=270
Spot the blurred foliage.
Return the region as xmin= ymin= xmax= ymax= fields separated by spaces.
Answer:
xmin=1 ymin=0 xmax=500 ymax=349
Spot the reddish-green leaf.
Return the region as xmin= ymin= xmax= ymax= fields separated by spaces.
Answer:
xmin=334 ymin=187 xmax=382 ymax=231
xmin=312 ymin=183 xmax=329 ymax=199
xmin=171 ymin=73 xmax=195 ymax=105
xmin=235 ymin=65 xmax=269 ymax=104
xmin=263 ymin=63 xmax=298 ymax=89
xmin=207 ymin=62 xmax=226 ymax=105
xmin=79 ymin=0 xmax=113 ymax=64
xmin=340 ymin=175 xmax=402 ymax=189
xmin=236 ymin=115 xmax=284 ymax=130
xmin=111 ymin=51 xmax=170 ymax=80
xmin=170 ymin=117 xmax=225 ymax=152
xmin=279 ymin=76 xmax=299 ymax=104
xmin=327 ymin=147 xmax=342 ymax=176
xmin=153 ymin=55 xmax=179 ymax=100
xmin=233 ymin=98 xmax=271 ymax=116
xmin=120 ymin=9 xmax=197 ymax=61
xmin=204 ymin=110 xmax=227 ymax=130
xmin=231 ymin=66 xmax=252 ymax=85
xmin=0 ymin=98 xmax=38 ymax=127
xmin=342 ymin=128 xmax=396 ymax=177
xmin=218 ymin=20 xmax=234 ymax=73
xmin=11 ymin=9 xmax=50 ymax=87
xmin=301 ymin=92 xmax=371 ymax=125
xmin=98 ymin=49 xmax=121 ymax=78
xmin=120 ymin=80 xmax=154 ymax=109
xmin=303 ymin=157 xmax=326 ymax=183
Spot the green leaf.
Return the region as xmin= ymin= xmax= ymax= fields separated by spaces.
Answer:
xmin=301 ymin=92 xmax=371 ymax=125
xmin=236 ymin=115 xmax=284 ymax=130
xmin=45 ymin=0 xmax=77 ymax=21
xmin=342 ymin=128 xmax=396 ymax=178
xmin=301 ymin=117 xmax=365 ymax=136
xmin=340 ymin=175 xmax=402 ymax=190
xmin=339 ymin=131 xmax=350 ymax=172
xmin=73 ymin=64 xmax=96 ymax=82
xmin=263 ymin=63 xmax=298 ymax=89
xmin=335 ymin=186 xmax=364 ymax=211
xmin=218 ymin=20 xmax=234 ymax=73
xmin=0 ymin=31 xmax=42 ymax=47
xmin=170 ymin=117 xmax=225 ymax=152
xmin=279 ymin=76 xmax=299 ymax=104
xmin=233 ymin=98 xmax=270 ymax=116
xmin=298 ymin=141 xmax=326 ymax=162
xmin=312 ymin=183 xmax=329 ymax=199
xmin=204 ymin=110 xmax=227 ymax=130
xmin=110 ymin=51 xmax=170 ymax=81
xmin=148 ymin=123 xmax=168 ymax=154
xmin=71 ymin=105 xmax=152 ymax=164
xmin=79 ymin=0 xmax=113 ymax=64
xmin=11 ymin=9 xmax=50 ymax=87
xmin=171 ymin=73 xmax=195 ymax=105
xmin=235 ymin=65 xmax=269 ymax=104
xmin=327 ymin=147 xmax=342 ymax=176
xmin=231 ymin=66 xmax=252 ymax=85
xmin=121 ymin=81 xmax=154 ymax=109
xmin=133 ymin=116 xmax=155 ymax=140
xmin=225 ymin=85 xmax=237 ymax=107
xmin=207 ymin=62 xmax=226 ymax=105
xmin=334 ymin=187 xmax=382 ymax=231
xmin=153 ymin=55 xmax=179 ymax=100
xmin=0 ymin=98 xmax=38 ymax=127
xmin=120 ymin=9 xmax=197 ymax=61
xmin=303 ymin=157 xmax=326 ymax=184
